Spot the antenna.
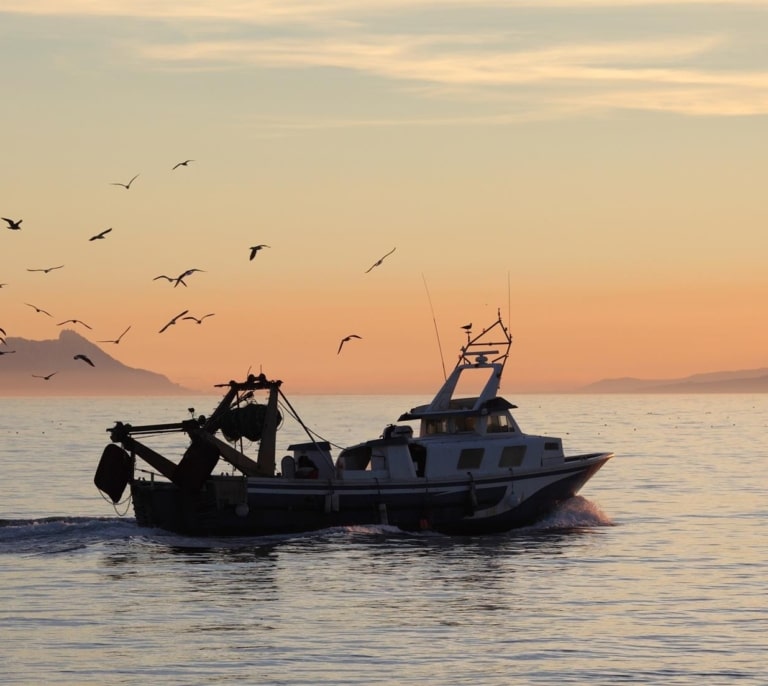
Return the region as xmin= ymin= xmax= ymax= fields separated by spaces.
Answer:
xmin=507 ymin=271 xmax=511 ymax=330
xmin=421 ymin=273 xmax=447 ymax=380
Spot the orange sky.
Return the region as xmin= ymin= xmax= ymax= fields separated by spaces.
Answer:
xmin=2 ymin=2 xmax=768 ymax=394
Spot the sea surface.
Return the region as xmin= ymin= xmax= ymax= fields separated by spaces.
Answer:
xmin=0 ymin=393 xmax=765 ymax=685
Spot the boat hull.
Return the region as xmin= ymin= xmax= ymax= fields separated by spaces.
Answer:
xmin=130 ymin=455 xmax=610 ymax=536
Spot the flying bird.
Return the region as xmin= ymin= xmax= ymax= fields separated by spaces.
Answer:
xmin=2 ymin=217 xmax=22 ymax=230
xmin=337 ymin=334 xmax=362 ymax=354
xmin=173 ymin=268 xmax=205 ymax=287
xmin=27 ymin=265 xmax=64 ymax=274
xmin=98 ymin=325 xmax=131 ymax=344
xmin=365 ymin=247 xmax=396 ymax=273
xmin=153 ymin=268 xmax=204 ymax=288
xmin=74 ymin=354 xmax=95 ymax=367
xmin=159 ymin=309 xmax=189 ymax=333
xmin=172 ymin=159 xmax=194 ymax=170
xmin=249 ymin=245 xmax=270 ymax=260
xmin=0 ymin=327 xmax=6 ymax=335
xmin=182 ymin=313 xmax=215 ymax=324
xmin=0 ymin=283 xmax=8 ymax=287
xmin=26 ymin=303 xmax=53 ymax=317
xmin=0 ymin=349 xmax=16 ymax=355
xmin=32 ymin=372 xmax=57 ymax=380
xmin=89 ymin=228 xmax=112 ymax=241
xmin=57 ymin=319 xmax=93 ymax=330
xmin=111 ymin=174 xmax=139 ymax=189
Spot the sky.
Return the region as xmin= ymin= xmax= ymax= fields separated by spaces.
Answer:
xmin=1 ymin=0 xmax=767 ymax=394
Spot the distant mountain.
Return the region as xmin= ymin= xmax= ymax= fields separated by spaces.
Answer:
xmin=578 ymin=368 xmax=768 ymax=393
xmin=0 ymin=330 xmax=194 ymax=395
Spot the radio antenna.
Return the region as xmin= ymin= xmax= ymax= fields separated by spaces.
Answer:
xmin=421 ymin=273 xmax=447 ymax=380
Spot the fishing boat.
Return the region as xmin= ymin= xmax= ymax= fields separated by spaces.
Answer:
xmin=94 ymin=315 xmax=612 ymax=536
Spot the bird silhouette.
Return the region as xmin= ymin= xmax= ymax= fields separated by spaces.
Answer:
xmin=172 ymin=159 xmax=194 ymax=170
xmin=182 ymin=313 xmax=215 ymax=324
xmin=74 ymin=354 xmax=95 ymax=367
xmin=2 ymin=217 xmax=22 ymax=230
xmin=98 ymin=326 xmax=131 ymax=344
xmin=57 ymin=319 xmax=92 ymax=330
xmin=249 ymin=245 xmax=270 ymax=260
xmin=337 ymin=334 xmax=362 ymax=354
xmin=111 ymin=174 xmax=139 ymax=189
xmin=159 ymin=310 xmax=189 ymax=333
xmin=27 ymin=265 xmax=64 ymax=274
xmin=26 ymin=303 xmax=53 ymax=317
xmin=32 ymin=372 xmax=57 ymax=380
xmin=0 ymin=349 xmax=16 ymax=355
xmin=0 ymin=327 xmax=6 ymax=335
xmin=365 ymin=247 xmax=396 ymax=273
xmin=153 ymin=268 xmax=204 ymax=288
xmin=89 ymin=228 xmax=112 ymax=241
xmin=461 ymin=323 xmax=472 ymax=331
xmin=0 ymin=283 xmax=8 ymax=287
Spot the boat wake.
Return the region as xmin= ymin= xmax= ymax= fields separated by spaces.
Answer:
xmin=529 ymin=496 xmax=614 ymax=531
xmin=0 ymin=516 xmax=137 ymax=556
xmin=0 ymin=497 xmax=612 ymax=556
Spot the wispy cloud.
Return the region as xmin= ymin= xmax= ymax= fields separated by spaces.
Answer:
xmin=4 ymin=0 xmax=768 ymax=118
xmin=137 ymin=32 xmax=768 ymax=117
xmin=2 ymin=0 xmax=768 ymax=19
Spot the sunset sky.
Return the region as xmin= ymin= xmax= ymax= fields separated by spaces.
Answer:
xmin=1 ymin=1 xmax=767 ymax=394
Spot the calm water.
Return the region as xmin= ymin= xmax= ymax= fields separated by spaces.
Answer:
xmin=1 ymin=394 xmax=766 ymax=685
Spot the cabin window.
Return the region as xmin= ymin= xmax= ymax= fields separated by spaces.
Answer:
xmin=458 ymin=448 xmax=484 ymax=470
xmin=499 ymin=445 xmax=526 ymax=467
xmin=425 ymin=419 xmax=449 ymax=435
xmin=487 ymin=414 xmax=513 ymax=433
xmin=454 ymin=416 xmax=476 ymax=433
xmin=338 ymin=446 xmax=371 ymax=470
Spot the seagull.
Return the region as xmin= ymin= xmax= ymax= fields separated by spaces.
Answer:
xmin=0 ymin=327 xmax=6 ymax=335
xmin=177 ymin=268 xmax=204 ymax=280
xmin=337 ymin=334 xmax=362 ymax=354
xmin=89 ymin=228 xmax=112 ymax=241
xmin=173 ymin=268 xmax=205 ymax=288
xmin=461 ymin=323 xmax=472 ymax=331
xmin=32 ymin=372 xmax=58 ymax=380
xmin=74 ymin=354 xmax=95 ymax=367
xmin=182 ymin=313 xmax=215 ymax=324
xmin=172 ymin=159 xmax=194 ymax=170
xmin=0 ymin=336 xmax=6 ymax=345
xmin=98 ymin=326 xmax=131 ymax=344
xmin=365 ymin=247 xmax=396 ymax=273
xmin=57 ymin=319 xmax=93 ymax=330
xmin=26 ymin=303 xmax=53 ymax=317
xmin=2 ymin=217 xmax=22 ymax=230
xmin=153 ymin=269 xmax=204 ymax=288
xmin=27 ymin=265 xmax=64 ymax=274
xmin=249 ymin=245 xmax=270 ymax=261
xmin=0 ymin=283 xmax=8 ymax=287
xmin=111 ymin=174 xmax=139 ymax=189
xmin=0 ymin=349 xmax=16 ymax=355
xmin=159 ymin=309 xmax=189 ymax=333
